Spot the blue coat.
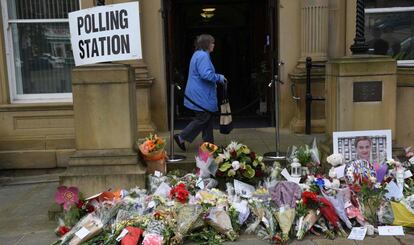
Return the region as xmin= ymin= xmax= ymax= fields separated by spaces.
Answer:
xmin=184 ymin=50 xmax=224 ymax=112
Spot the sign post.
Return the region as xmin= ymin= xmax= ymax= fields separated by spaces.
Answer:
xmin=69 ymin=2 xmax=142 ymax=66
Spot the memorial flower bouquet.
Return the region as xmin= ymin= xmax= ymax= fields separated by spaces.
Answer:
xmin=138 ymin=134 xmax=166 ymax=161
xmin=138 ymin=134 xmax=167 ymax=174
xmin=214 ymin=141 xmax=265 ymax=184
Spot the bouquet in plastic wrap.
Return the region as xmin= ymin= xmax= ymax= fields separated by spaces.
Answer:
xmin=197 ymin=142 xmax=219 ymax=178
xmin=269 ymin=181 xmax=302 ymax=242
xmin=170 ymin=205 xmax=203 ymax=245
xmin=138 ymin=134 xmax=167 ymax=174
xmin=206 ymin=207 xmax=238 ymax=241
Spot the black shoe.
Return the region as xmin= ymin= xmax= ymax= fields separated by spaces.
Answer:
xmin=174 ymin=134 xmax=186 ymax=151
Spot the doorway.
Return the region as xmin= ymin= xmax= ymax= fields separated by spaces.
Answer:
xmin=164 ymin=0 xmax=276 ymax=129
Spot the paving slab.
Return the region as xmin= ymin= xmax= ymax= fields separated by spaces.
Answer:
xmin=313 ymin=237 xmax=356 ymax=245
xmin=396 ymin=234 xmax=414 ymax=245
xmin=16 ymin=230 xmax=58 ymax=245
xmin=356 ymin=236 xmax=401 ymax=245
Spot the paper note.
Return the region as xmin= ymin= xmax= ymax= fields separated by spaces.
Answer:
xmin=154 ymin=171 xmax=162 ymax=177
xmin=281 ymin=168 xmax=301 ymax=184
xmin=116 ymin=228 xmax=129 ymax=241
xmin=335 ymin=165 xmax=346 ymax=179
xmin=347 ymin=227 xmax=367 ymax=240
xmin=75 ymin=227 xmax=90 ymax=239
xmin=385 ymin=181 xmax=404 ymax=200
xmin=404 ymin=170 xmax=413 ymax=179
xmin=378 ymin=226 xmax=404 ymax=236
xmin=234 ymin=179 xmax=255 ymax=198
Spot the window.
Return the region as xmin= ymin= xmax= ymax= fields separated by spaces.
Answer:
xmin=1 ymin=0 xmax=80 ymax=102
xmin=365 ymin=0 xmax=414 ymax=66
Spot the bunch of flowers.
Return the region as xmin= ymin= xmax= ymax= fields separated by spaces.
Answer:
xmin=214 ymin=141 xmax=265 ymax=183
xmin=138 ymin=134 xmax=166 ymax=160
xmin=169 ymin=183 xmax=189 ymax=204
xmin=54 ymin=186 xmax=95 ymax=237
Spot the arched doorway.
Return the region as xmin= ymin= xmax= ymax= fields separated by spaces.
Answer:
xmin=163 ymin=0 xmax=277 ymax=129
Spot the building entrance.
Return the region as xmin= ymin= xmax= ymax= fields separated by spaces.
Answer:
xmin=163 ymin=0 xmax=277 ymax=128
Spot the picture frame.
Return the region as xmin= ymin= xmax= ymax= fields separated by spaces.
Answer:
xmin=333 ymin=129 xmax=392 ymax=163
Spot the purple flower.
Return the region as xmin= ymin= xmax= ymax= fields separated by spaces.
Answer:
xmin=55 ymin=186 xmax=79 ymax=211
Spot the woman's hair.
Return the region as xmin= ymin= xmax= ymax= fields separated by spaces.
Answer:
xmin=354 ymin=136 xmax=372 ymax=148
xmin=195 ymin=34 xmax=215 ymax=51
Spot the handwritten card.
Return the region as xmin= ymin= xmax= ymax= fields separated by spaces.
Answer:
xmin=347 ymin=227 xmax=367 ymax=240
xmin=378 ymin=226 xmax=404 ymax=236
xmin=234 ymin=179 xmax=255 ymax=198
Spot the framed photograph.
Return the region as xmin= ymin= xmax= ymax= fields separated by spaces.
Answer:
xmin=333 ymin=129 xmax=392 ymax=163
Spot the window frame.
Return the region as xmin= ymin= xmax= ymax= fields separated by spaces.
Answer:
xmin=1 ymin=0 xmax=81 ymax=103
xmin=365 ymin=6 xmax=414 ymax=67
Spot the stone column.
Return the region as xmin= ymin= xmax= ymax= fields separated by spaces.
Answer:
xmin=289 ymin=0 xmax=329 ymax=133
xmin=325 ymin=56 xmax=397 ymax=137
xmin=300 ymin=0 xmax=329 ymax=62
xmin=131 ymin=61 xmax=157 ymax=137
xmin=60 ymin=64 xmax=145 ymax=196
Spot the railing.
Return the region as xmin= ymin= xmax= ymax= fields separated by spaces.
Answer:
xmin=305 ymin=57 xmax=325 ymax=134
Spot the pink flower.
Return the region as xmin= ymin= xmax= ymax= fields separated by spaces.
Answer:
xmin=142 ymin=233 xmax=163 ymax=245
xmin=55 ymin=186 xmax=79 ymax=211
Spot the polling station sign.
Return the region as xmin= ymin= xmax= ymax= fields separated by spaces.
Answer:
xmin=68 ymin=2 xmax=142 ymax=66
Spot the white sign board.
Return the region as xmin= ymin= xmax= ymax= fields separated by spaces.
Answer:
xmin=69 ymin=2 xmax=142 ymax=66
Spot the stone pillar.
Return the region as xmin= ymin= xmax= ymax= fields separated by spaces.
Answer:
xmin=132 ymin=61 xmax=157 ymax=137
xmin=60 ymin=64 xmax=145 ymax=196
xmin=300 ymin=0 xmax=329 ymax=62
xmin=289 ymin=0 xmax=329 ymax=133
xmin=325 ymin=56 xmax=397 ymax=138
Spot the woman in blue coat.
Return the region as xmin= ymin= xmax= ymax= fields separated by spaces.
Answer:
xmin=174 ymin=34 xmax=226 ymax=151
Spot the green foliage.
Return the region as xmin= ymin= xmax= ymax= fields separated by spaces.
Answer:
xmin=188 ymin=227 xmax=225 ymax=245
xmin=228 ymin=207 xmax=241 ymax=233
xmin=357 ymin=182 xmax=388 ymax=225
xmin=296 ymin=145 xmax=312 ymax=166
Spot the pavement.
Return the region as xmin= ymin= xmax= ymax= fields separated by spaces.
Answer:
xmin=0 ymin=128 xmax=413 ymax=244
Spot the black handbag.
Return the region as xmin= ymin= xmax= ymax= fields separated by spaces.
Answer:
xmin=219 ymin=83 xmax=233 ymax=134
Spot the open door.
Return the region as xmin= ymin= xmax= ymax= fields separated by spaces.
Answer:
xmin=163 ymin=0 xmax=274 ymax=129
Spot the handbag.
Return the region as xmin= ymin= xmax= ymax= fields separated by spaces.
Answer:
xmin=219 ymin=83 xmax=233 ymax=134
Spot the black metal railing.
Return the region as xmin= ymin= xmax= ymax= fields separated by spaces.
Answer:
xmin=305 ymin=57 xmax=325 ymax=134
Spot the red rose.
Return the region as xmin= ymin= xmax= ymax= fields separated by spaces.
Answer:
xmin=58 ymin=226 xmax=70 ymax=236
xmin=76 ymin=200 xmax=84 ymax=209
xmin=169 ymin=183 xmax=189 ymax=203
xmin=352 ymin=184 xmax=361 ymax=193
xmin=86 ymin=204 xmax=95 ymax=213
xmin=250 ymin=152 xmax=256 ymax=160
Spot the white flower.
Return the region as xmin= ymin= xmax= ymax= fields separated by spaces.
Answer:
xmin=369 ymin=176 xmax=377 ymax=183
xmin=226 ymin=141 xmax=242 ymax=152
xmin=331 ymin=179 xmax=340 ymax=189
xmin=217 ymin=150 xmax=230 ymax=163
xmin=258 ymin=156 xmax=263 ymax=162
xmin=326 ymin=154 xmax=345 ymax=167
xmin=232 ymin=161 xmax=240 ymax=171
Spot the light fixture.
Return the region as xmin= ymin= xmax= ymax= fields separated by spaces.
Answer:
xmin=201 ymin=6 xmax=215 ymax=19
xmin=202 ymin=7 xmax=216 ymax=12
xmin=200 ymin=12 xmax=214 ymax=19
